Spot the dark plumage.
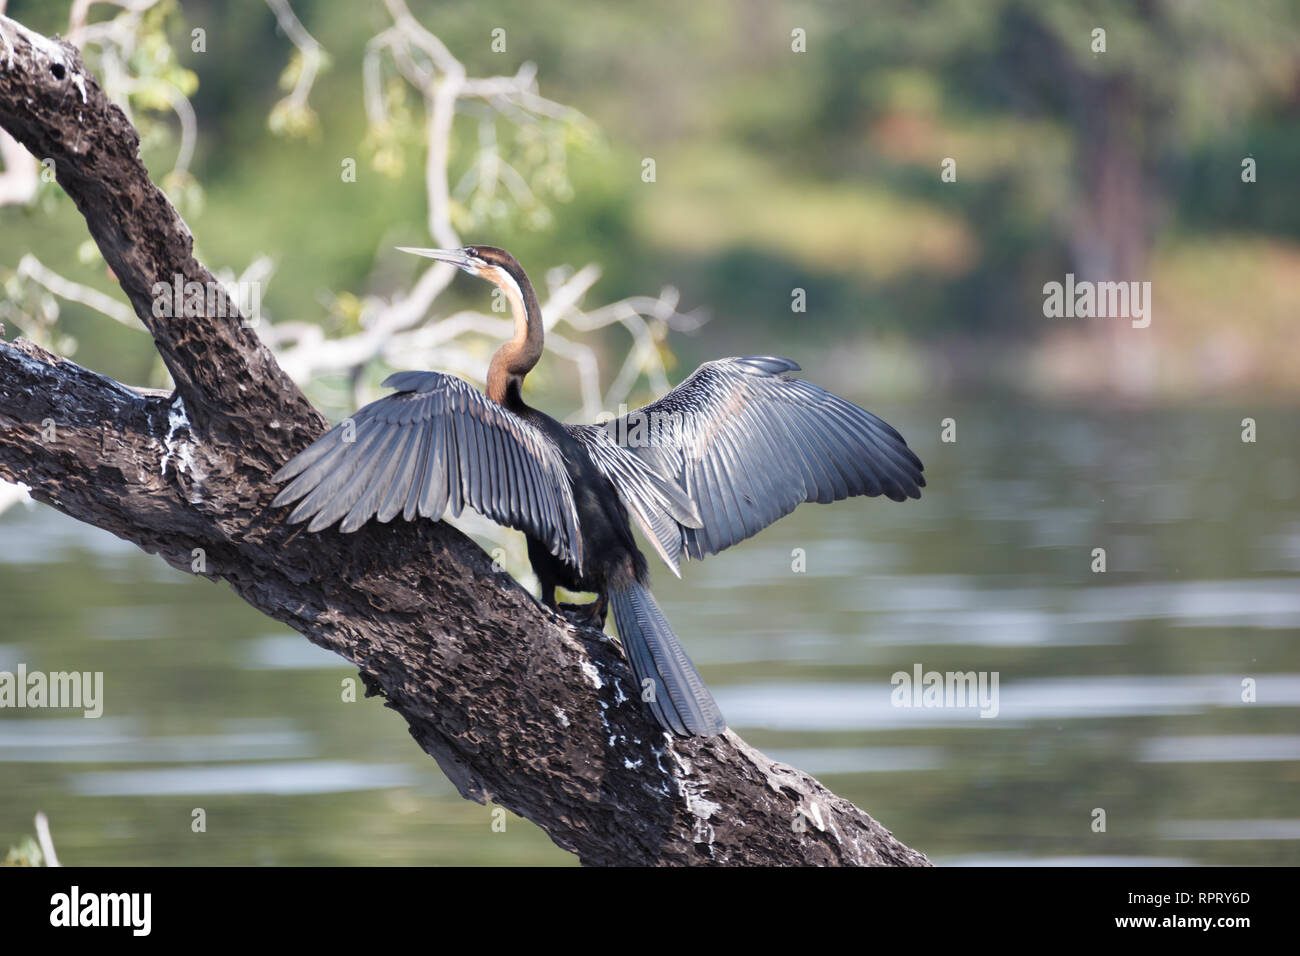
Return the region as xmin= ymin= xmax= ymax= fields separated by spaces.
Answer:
xmin=272 ymin=245 xmax=924 ymax=737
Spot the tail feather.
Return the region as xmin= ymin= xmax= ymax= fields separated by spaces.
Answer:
xmin=609 ymin=580 xmax=726 ymax=736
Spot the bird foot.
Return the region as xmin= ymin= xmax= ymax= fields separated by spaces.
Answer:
xmin=558 ymin=600 xmax=607 ymax=629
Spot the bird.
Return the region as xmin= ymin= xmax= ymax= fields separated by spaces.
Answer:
xmin=271 ymin=245 xmax=925 ymax=737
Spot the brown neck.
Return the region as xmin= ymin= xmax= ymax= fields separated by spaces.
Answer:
xmin=485 ymin=269 xmax=543 ymax=408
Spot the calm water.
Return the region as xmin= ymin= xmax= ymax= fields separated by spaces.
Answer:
xmin=1 ymin=402 xmax=1297 ymax=865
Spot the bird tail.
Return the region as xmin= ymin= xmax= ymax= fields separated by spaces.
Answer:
xmin=608 ymin=578 xmax=726 ymax=737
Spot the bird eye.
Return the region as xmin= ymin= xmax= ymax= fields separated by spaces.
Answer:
xmin=464 ymin=246 xmax=478 ymax=259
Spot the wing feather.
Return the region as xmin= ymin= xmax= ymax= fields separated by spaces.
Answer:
xmin=272 ymin=371 xmax=582 ymax=567
xmin=402 ymin=424 xmax=432 ymax=522
xmin=580 ymin=356 xmax=924 ymax=564
xmin=418 ymin=421 xmax=450 ymax=519
xmin=297 ymin=422 xmax=393 ymax=532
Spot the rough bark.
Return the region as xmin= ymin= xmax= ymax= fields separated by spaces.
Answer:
xmin=0 ymin=15 xmax=929 ymax=867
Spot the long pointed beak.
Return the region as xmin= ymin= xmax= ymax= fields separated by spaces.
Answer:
xmin=395 ymin=246 xmax=473 ymax=270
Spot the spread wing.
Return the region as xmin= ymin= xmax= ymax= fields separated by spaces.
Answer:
xmin=594 ymin=356 xmax=924 ymax=563
xmin=272 ymin=370 xmax=583 ymax=568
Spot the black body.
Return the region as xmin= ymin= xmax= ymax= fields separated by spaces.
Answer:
xmin=520 ymin=403 xmax=647 ymax=606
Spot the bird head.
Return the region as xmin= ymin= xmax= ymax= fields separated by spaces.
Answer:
xmin=396 ymin=245 xmax=523 ymax=291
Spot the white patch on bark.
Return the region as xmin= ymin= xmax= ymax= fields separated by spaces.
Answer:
xmin=159 ymin=395 xmax=204 ymax=496
xmin=798 ymin=800 xmax=826 ymax=833
xmin=668 ymin=747 xmax=720 ymax=847
xmin=734 ymin=734 xmax=848 ymax=847
xmin=555 ymin=626 xmax=606 ymax=692
xmin=644 ymin=741 xmax=673 ymax=796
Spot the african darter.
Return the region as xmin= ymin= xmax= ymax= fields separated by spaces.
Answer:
xmin=272 ymin=246 xmax=924 ymax=737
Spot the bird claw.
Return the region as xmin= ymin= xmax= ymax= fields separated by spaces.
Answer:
xmin=558 ymin=600 xmax=607 ymax=629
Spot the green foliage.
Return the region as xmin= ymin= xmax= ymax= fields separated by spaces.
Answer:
xmin=128 ymin=3 xmax=200 ymax=104
xmin=3 ymin=835 xmax=43 ymax=867
xmin=362 ymin=77 xmax=417 ymax=179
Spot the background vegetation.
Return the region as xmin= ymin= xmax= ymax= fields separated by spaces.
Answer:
xmin=3 ymin=0 xmax=1297 ymax=405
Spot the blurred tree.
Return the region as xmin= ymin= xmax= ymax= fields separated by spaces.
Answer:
xmin=824 ymin=0 xmax=1300 ymax=282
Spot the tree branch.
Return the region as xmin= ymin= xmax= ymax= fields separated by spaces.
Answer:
xmin=0 ymin=15 xmax=312 ymax=441
xmin=0 ymin=14 xmax=929 ymax=867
